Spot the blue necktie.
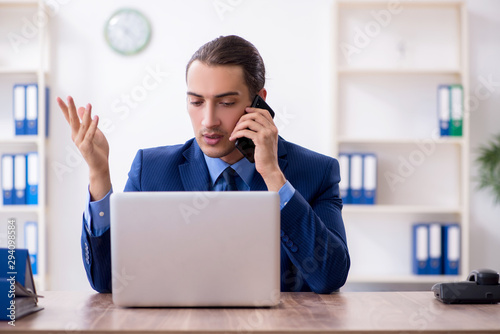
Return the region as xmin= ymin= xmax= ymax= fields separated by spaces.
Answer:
xmin=222 ymin=167 xmax=238 ymax=191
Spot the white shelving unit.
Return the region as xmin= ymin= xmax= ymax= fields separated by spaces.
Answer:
xmin=0 ymin=0 xmax=49 ymax=290
xmin=333 ymin=0 xmax=469 ymax=284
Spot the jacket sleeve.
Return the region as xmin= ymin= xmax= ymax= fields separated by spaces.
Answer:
xmin=81 ymin=218 xmax=112 ymax=293
xmin=280 ymin=158 xmax=350 ymax=294
xmin=81 ymin=150 xmax=144 ymax=293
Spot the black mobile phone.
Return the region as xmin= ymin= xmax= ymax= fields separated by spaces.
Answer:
xmin=235 ymin=95 xmax=275 ymax=163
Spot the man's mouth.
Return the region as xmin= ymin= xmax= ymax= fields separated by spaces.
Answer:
xmin=203 ymin=133 xmax=224 ymax=145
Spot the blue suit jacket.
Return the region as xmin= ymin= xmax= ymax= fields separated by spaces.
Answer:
xmin=81 ymin=137 xmax=350 ymax=294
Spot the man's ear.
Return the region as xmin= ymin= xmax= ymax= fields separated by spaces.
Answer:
xmin=257 ymin=88 xmax=267 ymax=100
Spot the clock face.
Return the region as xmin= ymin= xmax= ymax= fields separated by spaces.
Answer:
xmin=105 ymin=8 xmax=151 ymax=55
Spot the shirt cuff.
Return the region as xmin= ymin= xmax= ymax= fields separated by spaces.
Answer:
xmin=278 ymin=180 xmax=295 ymax=210
xmin=84 ymin=186 xmax=113 ymax=237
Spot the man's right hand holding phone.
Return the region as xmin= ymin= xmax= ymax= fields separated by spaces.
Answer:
xmin=56 ymin=96 xmax=111 ymax=201
xmin=230 ymin=94 xmax=286 ymax=193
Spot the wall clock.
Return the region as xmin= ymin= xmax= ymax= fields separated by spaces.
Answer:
xmin=104 ymin=8 xmax=151 ymax=55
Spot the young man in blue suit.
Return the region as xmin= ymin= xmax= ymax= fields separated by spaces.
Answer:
xmin=57 ymin=35 xmax=350 ymax=294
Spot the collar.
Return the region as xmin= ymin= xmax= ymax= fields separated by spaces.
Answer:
xmin=203 ymin=154 xmax=255 ymax=188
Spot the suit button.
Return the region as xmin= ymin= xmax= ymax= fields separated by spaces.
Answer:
xmin=286 ymin=240 xmax=294 ymax=248
xmin=282 ymin=235 xmax=289 ymax=242
xmin=291 ymin=245 xmax=298 ymax=253
xmin=280 ymin=230 xmax=284 ymax=237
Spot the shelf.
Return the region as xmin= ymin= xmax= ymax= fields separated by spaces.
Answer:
xmin=0 ymin=205 xmax=40 ymax=214
xmin=338 ymin=68 xmax=462 ymax=75
xmin=337 ymin=0 xmax=464 ymax=8
xmin=338 ymin=137 xmax=464 ymax=145
xmin=0 ymin=0 xmax=37 ymax=7
xmin=0 ymin=137 xmax=40 ymax=144
xmin=0 ymin=68 xmax=41 ymax=75
xmin=347 ymin=274 xmax=463 ymax=284
xmin=343 ymin=205 xmax=462 ymax=215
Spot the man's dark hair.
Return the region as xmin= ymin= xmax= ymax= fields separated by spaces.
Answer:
xmin=186 ymin=35 xmax=266 ymax=98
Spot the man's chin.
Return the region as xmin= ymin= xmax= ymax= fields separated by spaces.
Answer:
xmin=197 ymin=139 xmax=232 ymax=158
xmin=196 ymin=139 xmax=244 ymax=162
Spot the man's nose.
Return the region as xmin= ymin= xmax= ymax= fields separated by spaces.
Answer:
xmin=201 ymin=103 xmax=220 ymax=128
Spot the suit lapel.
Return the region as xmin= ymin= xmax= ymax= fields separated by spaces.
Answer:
xmin=179 ymin=140 xmax=211 ymax=191
xmin=250 ymin=137 xmax=288 ymax=191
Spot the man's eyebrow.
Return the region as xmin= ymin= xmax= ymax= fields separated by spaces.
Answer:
xmin=215 ymin=92 xmax=240 ymax=98
xmin=186 ymin=91 xmax=240 ymax=98
xmin=187 ymin=91 xmax=203 ymax=98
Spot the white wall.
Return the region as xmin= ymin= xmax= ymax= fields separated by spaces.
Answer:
xmin=46 ymin=0 xmax=500 ymax=291
xmin=467 ymin=0 xmax=500 ymax=272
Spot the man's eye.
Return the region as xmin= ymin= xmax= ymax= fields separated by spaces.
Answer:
xmin=190 ymin=101 xmax=203 ymax=106
xmin=220 ymin=102 xmax=235 ymax=107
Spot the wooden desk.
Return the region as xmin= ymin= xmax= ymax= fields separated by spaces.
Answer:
xmin=2 ymin=291 xmax=499 ymax=333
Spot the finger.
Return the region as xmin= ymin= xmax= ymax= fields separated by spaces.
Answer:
xmin=66 ymin=96 xmax=81 ymax=135
xmin=236 ymin=113 xmax=273 ymax=134
xmin=245 ymin=106 xmax=274 ymax=122
xmin=56 ymin=97 xmax=70 ymax=124
xmin=74 ymin=104 xmax=93 ymax=144
xmin=77 ymin=107 xmax=86 ymax=121
xmin=230 ymin=128 xmax=256 ymax=142
xmin=232 ymin=118 xmax=264 ymax=135
xmin=81 ymin=103 xmax=93 ymax=128
xmin=241 ymin=109 xmax=275 ymax=127
xmin=83 ymin=114 xmax=99 ymax=145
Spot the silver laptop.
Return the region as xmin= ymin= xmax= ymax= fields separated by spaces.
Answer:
xmin=110 ymin=191 xmax=281 ymax=307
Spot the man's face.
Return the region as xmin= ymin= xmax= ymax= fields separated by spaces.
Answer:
xmin=186 ymin=60 xmax=252 ymax=164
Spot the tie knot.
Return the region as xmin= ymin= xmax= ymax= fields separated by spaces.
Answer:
xmin=222 ymin=167 xmax=238 ymax=191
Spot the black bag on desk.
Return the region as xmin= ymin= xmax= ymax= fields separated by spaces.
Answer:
xmin=0 ymin=248 xmax=43 ymax=322
xmin=432 ymin=269 xmax=500 ymax=304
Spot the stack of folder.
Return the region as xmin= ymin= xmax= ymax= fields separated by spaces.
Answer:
xmin=437 ymin=84 xmax=463 ymax=137
xmin=339 ymin=153 xmax=377 ymax=204
xmin=1 ymin=153 xmax=38 ymax=205
xmin=412 ymin=223 xmax=460 ymax=275
xmin=12 ymin=83 xmax=49 ymax=136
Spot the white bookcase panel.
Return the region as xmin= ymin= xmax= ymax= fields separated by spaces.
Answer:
xmin=334 ymin=0 xmax=469 ymax=285
xmin=345 ymin=213 xmax=461 ymax=282
xmin=0 ymin=5 xmax=40 ymax=70
xmin=338 ymin=2 xmax=461 ymax=71
xmin=0 ymin=0 xmax=48 ymax=290
xmin=339 ymin=143 xmax=462 ymax=207
xmin=0 ymin=73 xmax=38 ymax=139
xmin=338 ymin=73 xmax=462 ymax=140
